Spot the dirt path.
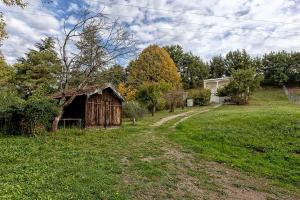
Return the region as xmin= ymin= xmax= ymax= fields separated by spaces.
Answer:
xmin=151 ymin=111 xmax=195 ymax=127
xmin=121 ymin=105 xmax=299 ymax=200
xmin=152 ymin=104 xmax=222 ymax=127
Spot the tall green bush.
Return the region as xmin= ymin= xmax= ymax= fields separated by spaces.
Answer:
xmin=123 ymin=101 xmax=147 ymax=125
xmin=188 ymin=88 xmax=211 ymax=106
xmin=0 ymin=92 xmax=57 ymax=135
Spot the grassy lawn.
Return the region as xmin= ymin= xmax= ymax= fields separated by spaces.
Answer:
xmin=1 ymin=88 xmax=299 ymax=199
xmin=166 ymin=87 xmax=300 ymax=192
xmin=1 ymin=107 xmax=214 ymax=200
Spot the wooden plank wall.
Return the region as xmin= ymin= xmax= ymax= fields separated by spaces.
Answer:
xmin=85 ymin=89 xmax=122 ymax=127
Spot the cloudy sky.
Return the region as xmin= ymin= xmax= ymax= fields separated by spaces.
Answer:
xmin=1 ymin=0 xmax=300 ymax=65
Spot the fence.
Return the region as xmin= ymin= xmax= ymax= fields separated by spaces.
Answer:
xmin=283 ymin=86 xmax=300 ymax=105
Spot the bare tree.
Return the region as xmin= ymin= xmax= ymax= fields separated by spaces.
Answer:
xmin=165 ymin=89 xmax=188 ymax=112
xmin=52 ymin=9 xmax=136 ymax=131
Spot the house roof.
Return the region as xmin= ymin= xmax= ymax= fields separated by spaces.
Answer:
xmin=52 ymin=83 xmax=125 ymax=102
xmin=204 ymin=77 xmax=231 ymax=82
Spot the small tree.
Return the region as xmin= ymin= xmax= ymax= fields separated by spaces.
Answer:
xmin=222 ymin=68 xmax=263 ymax=104
xmin=137 ymin=82 xmax=171 ymax=116
xmin=122 ymin=101 xmax=146 ymax=125
xmin=165 ymin=89 xmax=187 ymax=112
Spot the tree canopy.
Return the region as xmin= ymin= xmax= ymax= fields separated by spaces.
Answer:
xmin=208 ymin=55 xmax=226 ymax=78
xmin=14 ymin=37 xmax=60 ymax=97
xmin=164 ymin=44 xmax=208 ymax=89
xmin=128 ymin=45 xmax=181 ymax=88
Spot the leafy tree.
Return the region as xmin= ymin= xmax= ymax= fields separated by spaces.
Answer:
xmin=165 ymin=89 xmax=187 ymax=112
xmin=0 ymin=55 xmax=13 ymax=88
xmin=219 ymin=68 xmax=263 ymax=104
xmin=122 ymin=101 xmax=146 ymax=125
xmin=117 ymin=83 xmax=136 ymax=101
xmin=136 ymin=82 xmax=171 ymax=116
xmin=225 ymin=49 xmax=258 ymax=75
xmin=164 ymin=44 xmax=208 ymax=89
xmin=290 ymin=52 xmax=300 ymax=85
xmin=182 ymin=53 xmax=208 ymax=89
xmin=128 ymin=45 xmax=181 ymax=88
xmin=261 ymin=51 xmax=292 ymax=86
xmin=14 ymin=37 xmax=60 ymax=97
xmin=208 ymin=55 xmax=226 ymax=78
xmin=96 ymin=64 xmax=127 ymax=86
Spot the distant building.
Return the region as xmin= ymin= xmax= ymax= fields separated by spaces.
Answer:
xmin=204 ymin=77 xmax=231 ymax=103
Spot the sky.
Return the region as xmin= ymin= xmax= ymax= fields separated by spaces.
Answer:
xmin=1 ymin=0 xmax=300 ymax=65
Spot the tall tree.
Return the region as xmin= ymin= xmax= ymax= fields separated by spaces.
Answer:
xmin=261 ymin=51 xmax=291 ymax=86
xmin=164 ymin=44 xmax=208 ymax=89
xmin=96 ymin=64 xmax=127 ymax=86
xmin=52 ymin=10 xmax=135 ymax=131
xmin=181 ymin=53 xmax=208 ymax=89
xmin=208 ymin=55 xmax=226 ymax=78
xmin=225 ymin=49 xmax=257 ymax=75
xmin=14 ymin=37 xmax=60 ymax=97
xmin=128 ymin=44 xmax=181 ymax=88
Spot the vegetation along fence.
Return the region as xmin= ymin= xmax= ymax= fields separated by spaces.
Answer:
xmin=283 ymin=86 xmax=300 ymax=105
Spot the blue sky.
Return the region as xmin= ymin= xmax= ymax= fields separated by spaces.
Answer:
xmin=1 ymin=0 xmax=300 ymax=65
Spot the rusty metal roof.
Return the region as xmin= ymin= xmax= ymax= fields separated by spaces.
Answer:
xmin=52 ymin=83 xmax=125 ymax=102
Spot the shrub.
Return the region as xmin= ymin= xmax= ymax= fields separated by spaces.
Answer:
xmin=188 ymin=88 xmax=211 ymax=106
xmin=123 ymin=101 xmax=147 ymax=125
xmin=220 ymin=68 xmax=263 ymax=105
xmin=0 ymin=92 xmax=57 ymax=135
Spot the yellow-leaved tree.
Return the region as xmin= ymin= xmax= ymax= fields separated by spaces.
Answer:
xmin=128 ymin=44 xmax=181 ymax=88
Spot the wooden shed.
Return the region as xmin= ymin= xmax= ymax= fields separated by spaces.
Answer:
xmin=53 ymin=84 xmax=124 ymax=128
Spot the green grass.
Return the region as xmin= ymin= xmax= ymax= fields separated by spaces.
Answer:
xmin=166 ymin=87 xmax=300 ymax=191
xmin=0 ymin=107 xmax=210 ymax=200
xmin=1 ymin=88 xmax=299 ymax=199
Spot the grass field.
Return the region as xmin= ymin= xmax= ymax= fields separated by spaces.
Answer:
xmin=166 ymin=88 xmax=300 ymax=191
xmin=0 ymin=88 xmax=299 ymax=199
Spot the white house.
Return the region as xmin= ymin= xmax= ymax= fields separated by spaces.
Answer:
xmin=204 ymin=77 xmax=231 ymax=103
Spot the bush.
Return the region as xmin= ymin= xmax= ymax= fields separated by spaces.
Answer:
xmin=220 ymin=68 xmax=263 ymax=105
xmin=123 ymin=101 xmax=147 ymax=125
xmin=188 ymin=88 xmax=211 ymax=106
xmin=0 ymin=92 xmax=57 ymax=135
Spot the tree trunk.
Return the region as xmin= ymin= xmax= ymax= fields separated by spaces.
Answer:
xmin=151 ymin=106 xmax=156 ymax=116
xmin=51 ymin=108 xmax=63 ymax=132
xmin=132 ymin=117 xmax=136 ymax=126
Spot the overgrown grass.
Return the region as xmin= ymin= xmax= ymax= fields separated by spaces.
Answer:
xmin=167 ymin=87 xmax=300 ymax=191
xmin=0 ymin=107 xmax=204 ymax=199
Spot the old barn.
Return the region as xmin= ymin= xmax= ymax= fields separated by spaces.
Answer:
xmin=53 ymin=84 xmax=124 ymax=128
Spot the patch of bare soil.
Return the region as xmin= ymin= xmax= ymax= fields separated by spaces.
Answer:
xmin=151 ymin=111 xmax=195 ymax=127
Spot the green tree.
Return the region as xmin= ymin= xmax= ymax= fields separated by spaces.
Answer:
xmin=225 ymin=49 xmax=257 ymax=75
xmin=137 ymin=82 xmax=171 ymax=116
xmin=164 ymin=44 xmax=208 ymax=89
xmin=128 ymin=45 xmax=181 ymax=88
xmin=290 ymin=52 xmax=300 ymax=85
xmin=96 ymin=64 xmax=127 ymax=86
xmin=208 ymin=55 xmax=226 ymax=78
xmin=261 ymin=51 xmax=291 ymax=86
xmin=220 ymin=68 xmax=263 ymax=104
xmin=0 ymin=55 xmax=13 ymax=88
xmin=14 ymin=37 xmax=60 ymax=97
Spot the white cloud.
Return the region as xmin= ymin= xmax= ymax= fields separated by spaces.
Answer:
xmin=1 ymin=0 xmax=300 ymax=64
